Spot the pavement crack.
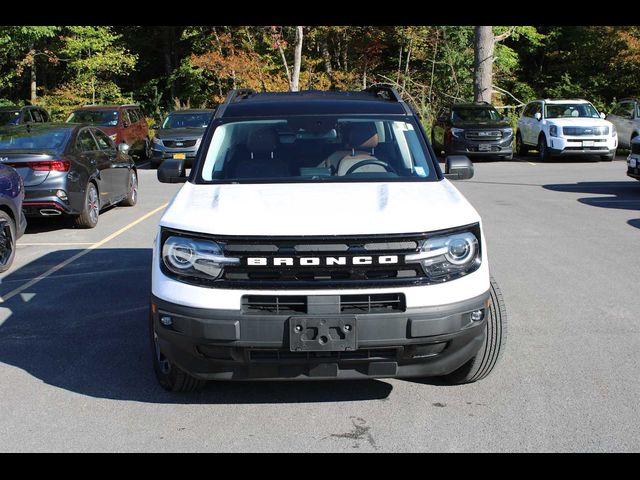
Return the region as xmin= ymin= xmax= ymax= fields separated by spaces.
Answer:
xmin=327 ymin=416 xmax=377 ymax=450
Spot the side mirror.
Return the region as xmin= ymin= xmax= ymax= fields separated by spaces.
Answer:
xmin=152 ymin=124 xmax=160 ymax=130
xmin=444 ymin=155 xmax=474 ymax=180
xmin=534 ymin=112 xmax=542 ymax=121
xmin=158 ymin=158 xmax=187 ymax=183
xmin=117 ymin=142 xmax=130 ymax=154
xmin=122 ymin=121 xmax=130 ymax=128
xmin=599 ymin=112 xmax=606 ymax=119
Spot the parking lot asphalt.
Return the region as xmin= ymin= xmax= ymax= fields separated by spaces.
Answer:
xmin=0 ymin=154 xmax=639 ymax=452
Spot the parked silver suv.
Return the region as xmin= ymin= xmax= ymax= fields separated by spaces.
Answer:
xmin=606 ymin=98 xmax=640 ymax=149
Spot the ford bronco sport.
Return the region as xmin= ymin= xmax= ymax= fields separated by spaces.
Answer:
xmin=150 ymin=86 xmax=507 ymax=392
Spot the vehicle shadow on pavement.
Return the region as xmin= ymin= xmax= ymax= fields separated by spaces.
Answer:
xmin=0 ymin=248 xmax=392 ymax=404
xmin=543 ymin=181 xmax=640 ymax=213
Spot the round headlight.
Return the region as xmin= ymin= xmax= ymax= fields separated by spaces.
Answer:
xmin=163 ymin=237 xmax=196 ymax=270
xmin=445 ymin=234 xmax=477 ymax=265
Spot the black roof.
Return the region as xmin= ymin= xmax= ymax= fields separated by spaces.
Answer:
xmin=168 ymin=109 xmax=216 ymax=114
xmin=218 ymin=88 xmax=410 ymax=118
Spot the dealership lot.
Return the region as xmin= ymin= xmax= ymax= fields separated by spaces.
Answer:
xmin=0 ymin=155 xmax=639 ymax=452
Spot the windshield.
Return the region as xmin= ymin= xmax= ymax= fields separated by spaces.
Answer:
xmin=0 ymin=110 xmax=20 ymax=126
xmin=545 ymin=103 xmax=600 ymax=119
xmin=162 ymin=112 xmax=212 ymax=129
xmin=0 ymin=128 xmax=71 ymax=151
xmin=67 ymin=109 xmax=119 ymax=126
xmin=452 ymin=107 xmax=502 ymax=122
xmin=197 ymin=116 xmax=437 ymax=184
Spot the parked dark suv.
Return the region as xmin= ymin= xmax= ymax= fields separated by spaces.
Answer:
xmin=0 ymin=105 xmax=50 ymax=126
xmin=67 ymin=105 xmax=150 ymax=160
xmin=431 ymin=102 xmax=513 ymax=160
xmin=150 ymin=109 xmax=215 ymax=168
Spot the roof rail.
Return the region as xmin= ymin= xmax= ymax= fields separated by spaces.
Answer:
xmin=215 ymin=89 xmax=257 ymax=118
xmin=365 ymin=84 xmax=402 ymax=102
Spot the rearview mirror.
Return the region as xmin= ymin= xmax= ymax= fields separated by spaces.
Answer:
xmin=117 ymin=142 xmax=130 ymax=154
xmin=444 ymin=155 xmax=474 ymax=180
xmin=158 ymin=158 xmax=187 ymax=183
xmin=534 ymin=112 xmax=542 ymax=121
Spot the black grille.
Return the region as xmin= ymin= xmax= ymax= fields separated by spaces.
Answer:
xmin=160 ymin=224 xmax=481 ymax=289
xmin=162 ymin=139 xmax=197 ymax=148
xmin=249 ymin=348 xmax=398 ymax=362
xmin=242 ymin=293 xmax=405 ymax=315
xmin=465 ymin=130 xmax=502 ymax=141
xmin=632 ymin=143 xmax=640 ymax=154
xmin=562 ymin=126 xmax=608 ymax=136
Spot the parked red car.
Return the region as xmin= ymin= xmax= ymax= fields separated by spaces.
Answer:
xmin=66 ymin=104 xmax=151 ymax=160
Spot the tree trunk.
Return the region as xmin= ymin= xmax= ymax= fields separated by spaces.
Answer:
xmin=163 ymin=28 xmax=175 ymax=104
xmin=321 ymin=37 xmax=334 ymax=86
xmin=29 ymin=49 xmax=37 ymax=103
xmin=291 ymin=26 xmax=304 ymax=92
xmin=474 ymin=26 xmax=494 ymax=103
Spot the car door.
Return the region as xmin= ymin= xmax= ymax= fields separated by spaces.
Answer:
xmin=76 ymin=128 xmax=113 ymax=206
xmin=120 ymin=109 xmax=136 ymax=148
xmin=527 ymin=102 xmax=543 ymax=144
xmin=616 ymin=101 xmax=635 ymax=147
xmin=518 ymin=103 xmax=533 ymax=145
xmin=127 ymin=108 xmax=143 ymax=151
xmin=91 ymin=127 xmax=129 ymax=202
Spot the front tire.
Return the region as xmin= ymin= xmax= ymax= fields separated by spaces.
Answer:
xmin=538 ymin=135 xmax=551 ymax=162
xmin=0 ymin=211 xmax=16 ymax=273
xmin=140 ymin=138 xmax=151 ymax=161
xmin=150 ymin=309 xmax=207 ymax=393
xmin=515 ymin=131 xmax=528 ymax=156
xmin=74 ymin=182 xmax=99 ymax=229
xmin=119 ymin=170 xmax=138 ymax=207
xmin=442 ymin=277 xmax=507 ymax=384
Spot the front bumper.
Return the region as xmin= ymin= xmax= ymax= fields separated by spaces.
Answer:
xmin=151 ymin=289 xmax=491 ymax=381
xmin=547 ymin=136 xmax=617 ymax=156
xmin=151 ymin=145 xmax=198 ymax=166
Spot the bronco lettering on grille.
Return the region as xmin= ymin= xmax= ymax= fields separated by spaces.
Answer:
xmin=246 ymin=255 xmax=400 ymax=266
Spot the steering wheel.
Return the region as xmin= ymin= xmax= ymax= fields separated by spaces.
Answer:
xmin=344 ymin=160 xmax=396 ymax=175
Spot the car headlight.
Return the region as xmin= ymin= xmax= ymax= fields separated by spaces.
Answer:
xmin=549 ymin=125 xmax=559 ymax=137
xmin=451 ymin=128 xmax=464 ymax=138
xmin=162 ymin=235 xmax=239 ymax=281
xmin=502 ymin=127 xmax=513 ymax=137
xmin=152 ymin=137 xmax=163 ymax=146
xmin=406 ymin=230 xmax=481 ymax=281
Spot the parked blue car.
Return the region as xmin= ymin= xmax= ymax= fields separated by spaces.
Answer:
xmin=0 ymin=163 xmax=26 ymax=272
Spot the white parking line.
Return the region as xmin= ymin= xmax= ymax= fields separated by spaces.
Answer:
xmin=0 ymin=203 xmax=167 ymax=304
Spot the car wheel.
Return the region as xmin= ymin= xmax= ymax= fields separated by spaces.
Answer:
xmin=515 ymin=131 xmax=528 ymax=156
xmin=74 ymin=182 xmax=99 ymax=229
xmin=441 ymin=277 xmax=507 ymax=384
xmin=119 ymin=170 xmax=138 ymax=207
xmin=149 ymin=308 xmax=207 ymax=393
xmin=0 ymin=211 xmax=16 ymax=273
xmin=538 ymin=135 xmax=551 ymax=162
xmin=140 ymin=138 xmax=151 ymax=161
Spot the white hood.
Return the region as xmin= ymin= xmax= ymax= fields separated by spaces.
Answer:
xmin=160 ymin=180 xmax=480 ymax=236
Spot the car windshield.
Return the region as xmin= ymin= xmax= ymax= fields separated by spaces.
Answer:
xmin=0 ymin=110 xmax=20 ymax=126
xmin=0 ymin=128 xmax=71 ymax=151
xmin=545 ymin=103 xmax=600 ymax=119
xmin=67 ymin=109 xmax=119 ymax=126
xmin=452 ymin=107 xmax=502 ymax=122
xmin=162 ymin=112 xmax=212 ymax=129
xmin=197 ymin=116 xmax=437 ymax=183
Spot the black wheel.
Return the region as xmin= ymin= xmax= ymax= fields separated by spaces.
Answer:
xmin=143 ymin=138 xmax=152 ymax=160
xmin=74 ymin=182 xmax=99 ymax=229
xmin=538 ymin=135 xmax=551 ymax=162
xmin=149 ymin=308 xmax=207 ymax=393
xmin=515 ymin=131 xmax=528 ymax=156
xmin=0 ymin=211 xmax=16 ymax=273
xmin=119 ymin=170 xmax=138 ymax=207
xmin=442 ymin=277 xmax=507 ymax=384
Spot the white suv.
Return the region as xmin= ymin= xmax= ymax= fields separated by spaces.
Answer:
xmin=516 ymin=99 xmax=617 ymax=161
xmin=150 ymin=87 xmax=507 ymax=392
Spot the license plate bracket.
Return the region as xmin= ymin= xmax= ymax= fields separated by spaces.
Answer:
xmin=582 ymin=141 xmax=594 ymax=148
xmin=478 ymin=143 xmax=491 ymax=152
xmin=289 ymin=317 xmax=357 ymax=352
xmin=173 ymin=153 xmax=186 ymax=159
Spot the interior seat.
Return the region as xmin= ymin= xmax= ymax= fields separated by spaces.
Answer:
xmin=336 ymin=123 xmax=389 ymax=176
xmin=231 ymin=127 xmax=289 ymax=179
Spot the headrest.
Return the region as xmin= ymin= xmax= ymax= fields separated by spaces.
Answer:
xmin=247 ymin=127 xmax=277 ymax=154
xmin=348 ymin=123 xmax=378 ymax=149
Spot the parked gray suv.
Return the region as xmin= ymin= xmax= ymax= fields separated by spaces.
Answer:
xmin=150 ymin=109 xmax=215 ymax=168
xmin=606 ymin=98 xmax=640 ymax=149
